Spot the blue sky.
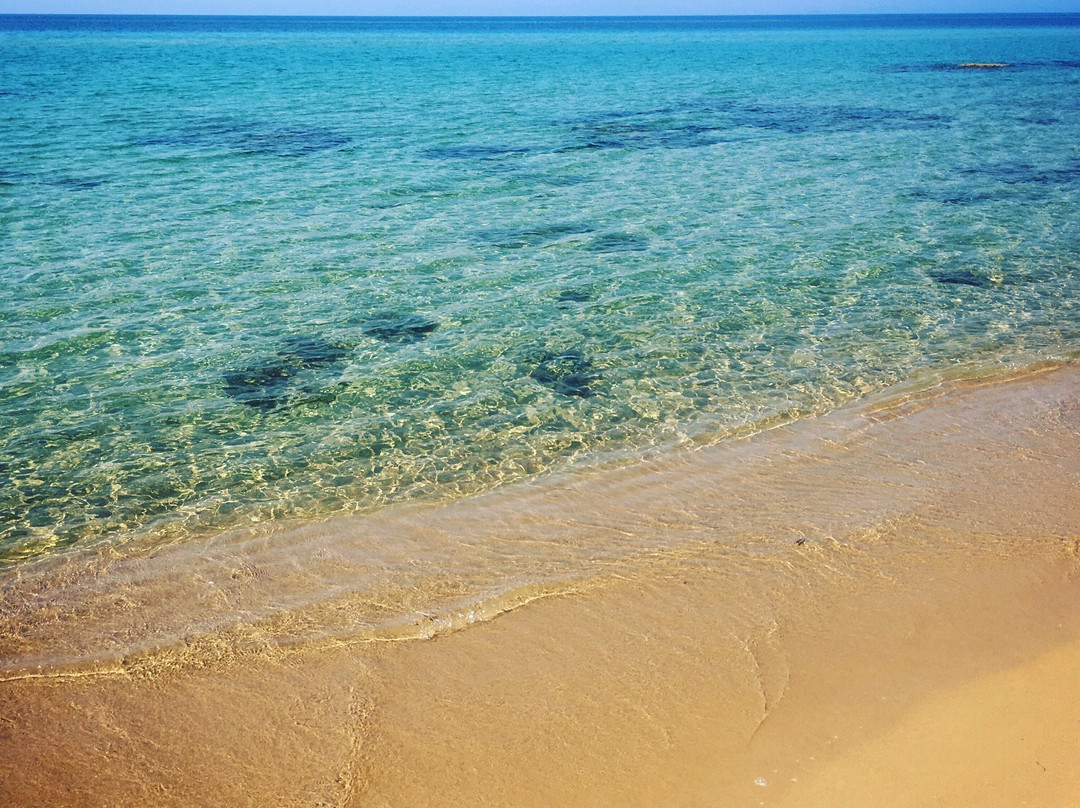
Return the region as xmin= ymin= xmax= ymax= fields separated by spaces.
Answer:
xmin=3 ymin=1 xmax=1079 ymax=14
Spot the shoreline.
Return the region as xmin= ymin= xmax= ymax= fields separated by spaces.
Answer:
xmin=1 ymin=362 xmax=1079 ymax=805
xmin=3 ymin=359 xmax=1076 ymax=672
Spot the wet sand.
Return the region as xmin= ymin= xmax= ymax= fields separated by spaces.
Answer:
xmin=2 ymin=363 xmax=1080 ymax=806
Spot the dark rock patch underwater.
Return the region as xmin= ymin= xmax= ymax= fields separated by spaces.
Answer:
xmin=137 ymin=120 xmax=351 ymax=157
xmin=421 ymin=144 xmax=532 ymax=160
xmin=475 ymin=223 xmax=595 ymax=249
xmin=360 ymin=312 xmax=439 ymax=343
xmin=556 ymin=288 xmax=595 ymax=304
xmin=585 ymin=232 xmax=650 ymax=253
xmin=930 ymin=268 xmax=998 ymax=288
xmin=223 ymin=335 xmax=350 ymax=410
xmin=530 ymin=350 xmax=599 ymax=398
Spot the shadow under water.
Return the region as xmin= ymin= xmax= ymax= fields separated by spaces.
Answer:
xmin=360 ymin=312 xmax=440 ymax=343
xmin=529 ymin=350 xmax=599 ymax=398
xmin=137 ymin=119 xmax=352 ymax=158
xmin=223 ymin=335 xmax=350 ymax=410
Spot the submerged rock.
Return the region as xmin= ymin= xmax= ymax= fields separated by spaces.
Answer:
xmin=422 ymin=144 xmax=532 ymax=160
xmin=239 ymin=128 xmax=351 ymax=157
xmin=530 ymin=351 xmax=599 ymax=398
xmin=224 ymin=335 xmax=350 ymax=410
xmin=52 ymin=176 xmax=109 ymax=191
xmin=930 ymin=269 xmax=995 ymax=288
xmin=975 ymin=160 xmax=1080 ymax=186
xmin=138 ymin=121 xmax=351 ymax=157
xmin=476 ymin=223 xmax=594 ymax=249
xmin=556 ymin=288 xmax=594 ymax=303
xmin=585 ymin=232 xmax=650 ymax=253
xmin=278 ymin=335 xmax=349 ymax=369
xmin=223 ymin=361 xmax=298 ymax=410
xmin=361 ymin=312 xmax=439 ymax=343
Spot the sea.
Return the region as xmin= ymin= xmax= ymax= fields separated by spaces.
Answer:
xmin=2 ymin=13 xmax=1079 ymax=570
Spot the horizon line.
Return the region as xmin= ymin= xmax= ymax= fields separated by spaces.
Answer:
xmin=3 ymin=10 xmax=1079 ymax=17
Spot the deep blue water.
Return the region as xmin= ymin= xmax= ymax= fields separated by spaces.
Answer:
xmin=4 ymin=14 xmax=1080 ymax=32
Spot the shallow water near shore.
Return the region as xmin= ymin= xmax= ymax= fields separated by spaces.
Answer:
xmin=3 ymin=14 xmax=1080 ymax=565
xmin=2 ymin=360 xmax=1078 ymax=677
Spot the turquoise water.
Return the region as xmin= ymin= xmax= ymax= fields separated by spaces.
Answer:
xmin=2 ymin=15 xmax=1079 ymax=563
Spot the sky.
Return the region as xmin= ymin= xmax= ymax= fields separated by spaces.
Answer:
xmin=2 ymin=0 xmax=1079 ymax=14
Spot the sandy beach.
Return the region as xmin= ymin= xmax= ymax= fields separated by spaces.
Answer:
xmin=2 ymin=363 xmax=1079 ymax=806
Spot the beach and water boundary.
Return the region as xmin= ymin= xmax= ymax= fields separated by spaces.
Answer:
xmin=2 ymin=361 xmax=1079 ymax=805
xmin=3 ymin=12 xmax=1080 ymax=805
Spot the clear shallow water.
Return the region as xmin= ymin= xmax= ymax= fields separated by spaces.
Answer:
xmin=2 ymin=15 xmax=1079 ymax=563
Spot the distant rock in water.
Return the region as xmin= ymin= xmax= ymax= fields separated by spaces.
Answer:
xmin=223 ymin=361 xmax=297 ymax=410
xmin=967 ymin=160 xmax=1080 ymax=186
xmin=475 ymin=223 xmax=594 ymax=249
xmin=278 ymin=335 xmax=349 ymax=369
xmin=930 ymin=269 xmax=996 ymax=288
xmin=530 ymin=351 xmax=599 ymax=398
xmin=957 ymin=63 xmax=1010 ymax=69
xmin=224 ymin=335 xmax=350 ymax=410
xmin=905 ymin=188 xmax=993 ymax=205
xmin=137 ymin=120 xmax=351 ymax=158
xmin=52 ymin=176 xmax=109 ymax=191
xmin=585 ymin=232 xmax=650 ymax=253
xmin=240 ymin=128 xmax=351 ymax=157
xmin=361 ymin=312 xmax=439 ymax=343
xmin=556 ymin=288 xmax=594 ymax=303
xmin=422 ymin=144 xmax=532 ymax=160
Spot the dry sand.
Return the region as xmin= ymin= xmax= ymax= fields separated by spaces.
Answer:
xmin=2 ymin=364 xmax=1079 ymax=807
xmin=355 ymin=535 xmax=1080 ymax=808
